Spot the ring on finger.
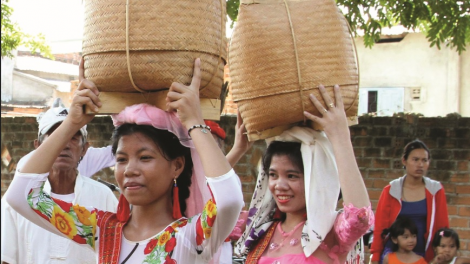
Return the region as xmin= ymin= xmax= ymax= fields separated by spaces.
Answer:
xmin=323 ymin=108 xmax=328 ymax=113
xmin=328 ymin=103 xmax=335 ymax=108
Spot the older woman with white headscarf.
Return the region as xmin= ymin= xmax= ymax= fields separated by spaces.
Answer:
xmin=235 ymin=84 xmax=374 ymax=264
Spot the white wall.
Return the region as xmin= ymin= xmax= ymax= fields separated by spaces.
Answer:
xmin=460 ymin=49 xmax=470 ymax=115
xmin=355 ymin=33 xmax=469 ymax=117
xmin=12 ymin=71 xmax=55 ymax=103
xmin=1 ymin=55 xmax=15 ymax=102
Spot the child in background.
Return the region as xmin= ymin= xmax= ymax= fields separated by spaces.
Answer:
xmin=382 ymin=216 xmax=427 ymax=264
xmin=430 ymin=228 xmax=470 ymax=264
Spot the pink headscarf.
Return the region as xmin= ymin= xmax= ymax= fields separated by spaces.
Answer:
xmin=112 ymin=103 xmax=211 ymax=217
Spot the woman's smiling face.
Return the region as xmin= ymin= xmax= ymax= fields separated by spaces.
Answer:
xmin=114 ymin=132 xmax=183 ymax=207
xmin=268 ymin=154 xmax=306 ymax=216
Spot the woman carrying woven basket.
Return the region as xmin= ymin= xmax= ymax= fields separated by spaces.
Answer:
xmin=235 ymin=85 xmax=374 ymax=264
xmin=5 ymin=59 xmax=244 ymax=264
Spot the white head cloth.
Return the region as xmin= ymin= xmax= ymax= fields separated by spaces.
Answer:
xmin=235 ymin=126 xmax=340 ymax=257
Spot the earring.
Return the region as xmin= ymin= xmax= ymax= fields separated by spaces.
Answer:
xmin=172 ymin=178 xmax=182 ymax=219
xmin=117 ymin=194 xmax=131 ymax=223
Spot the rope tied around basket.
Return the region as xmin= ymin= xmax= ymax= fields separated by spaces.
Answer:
xmin=283 ymin=0 xmax=306 ymax=124
xmin=125 ymin=0 xmax=146 ymax=93
xmin=198 ymin=0 xmax=225 ymax=94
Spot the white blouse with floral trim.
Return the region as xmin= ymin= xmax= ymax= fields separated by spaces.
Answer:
xmin=6 ymin=169 xmax=244 ymax=264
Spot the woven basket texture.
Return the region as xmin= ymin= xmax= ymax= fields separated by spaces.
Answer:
xmin=82 ymin=0 xmax=227 ymax=98
xmin=229 ymin=0 xmax=359 ymax=137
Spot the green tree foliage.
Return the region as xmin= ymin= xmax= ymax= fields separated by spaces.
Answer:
xmin=227 ymin=0 xmax=240 ymax=28
xmin=1 ymin=0 xmax=53 ymax=59
xmin=226 ymin=0 xmax=469 ymax=54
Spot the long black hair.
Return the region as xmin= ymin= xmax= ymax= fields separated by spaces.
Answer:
xmin=111 ymin=123 xmax=193 ymax=216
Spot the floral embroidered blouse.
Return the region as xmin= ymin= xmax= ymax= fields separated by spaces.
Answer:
xmin=5 ymin=169 xmax=244 ymax=264
xmin=247 ymin=204 xmax=374 ymax=264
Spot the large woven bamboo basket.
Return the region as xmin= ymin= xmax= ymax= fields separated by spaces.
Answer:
xmin=229 ymin=0 xmax=359 ymax=141
xmin=82 ymin=0 xmax=227 ymax=99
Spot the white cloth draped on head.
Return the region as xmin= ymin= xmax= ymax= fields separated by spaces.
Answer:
xmin=111 ymin=103 xmax=211 ymax=216
xmin=235 ymin=126 xmax=340 ymax=257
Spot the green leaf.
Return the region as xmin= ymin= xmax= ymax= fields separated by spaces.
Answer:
xmin=1 ymin=0 xmax=53 ymax=59
xmin=226 ymin=0 xmax=240 ymax=28
xmin=225 ymin=0 xmax=470 ymax=54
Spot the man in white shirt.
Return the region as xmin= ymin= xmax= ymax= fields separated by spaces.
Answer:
xmin=17 ymin=145 xmax=115 ymax=179
xmin=1 ymin=107 xmax=118 ymax=264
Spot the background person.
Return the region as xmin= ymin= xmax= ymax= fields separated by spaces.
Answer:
xmin=16 ymin=99 xmax=116 ymax=179
xmin=430 ymin=228 xmax=470 ymax=264
xmin=370 ymin=140 xmax=449 ymax=263
xmin=382 ymin=216 xmax=427 ymax=264
xmin=1 ymin=106 xmax=118 ymax=264
xmin=16 ymin=105 xmax=116 ymax=181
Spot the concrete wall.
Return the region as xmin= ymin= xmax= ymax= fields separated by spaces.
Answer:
xmin=461 ymin=49 xmax=470 ymax=115
xmin=17 ymin=70 xmax=75 ymax=82
xmin=1 ymin=56 xmax=15 ymax=102
xmin=11 ymin=71 xmax=54 ymax=104
xmin=356 ymin=33 xmax=470 ymax=117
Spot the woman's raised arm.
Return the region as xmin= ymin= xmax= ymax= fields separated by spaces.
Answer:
xmin=21 ymin=60 xmax=101 ymax=174
xmin=303 ymin=84 xmax=370 ymax=208
xmin=166 ymin=59 xmax=232 ymax=178
xmin=226 ymin=111 xmax=254 ymax=167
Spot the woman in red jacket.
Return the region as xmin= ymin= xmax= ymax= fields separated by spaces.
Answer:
xmin=370 ymin=140 xmax=449 ymax=264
